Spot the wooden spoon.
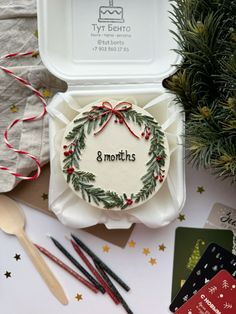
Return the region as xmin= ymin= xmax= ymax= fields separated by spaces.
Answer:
xmin=0 ymin=195 xmax=68 ymax=305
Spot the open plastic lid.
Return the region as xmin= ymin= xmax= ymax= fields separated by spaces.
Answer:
xmin=37 ymin=0 xmax=180 ymax=85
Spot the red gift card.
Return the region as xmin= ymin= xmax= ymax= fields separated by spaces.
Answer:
xmin=175 ymin=270 xmax=236 ymax=314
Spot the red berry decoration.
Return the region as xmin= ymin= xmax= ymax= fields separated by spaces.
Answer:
xmin=114 ymin=120 xmax=118 ymax=123
xmin=119 ymin=119 xmax=124 ymax=124
xmin=145 ymin=135 xmax=149 ymax=140
xmin=63 ymin=145 xmax=68 ymax=149
xmin=64 ymin=151 xmax=69 ymax=157
xmin=69 ymin=150 xmax=73 ymax=155
xmin=156 ymin=155 xmax=162 ymax=162
xmin=126 ymin=198 xmax=133 ymax=206
xmin=155 ymin=175 xmax=159 ymax=180
xmin=159 ymin=177 xmax=163 ymax=183
xmin=141 ymin=132 xmax=145 ymax=137
xmin=67 ymin=167 xmax=75 ymax=174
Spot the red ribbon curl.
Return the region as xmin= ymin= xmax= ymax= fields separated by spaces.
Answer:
xmin=88 ymin=101 xmax=139 ymax=139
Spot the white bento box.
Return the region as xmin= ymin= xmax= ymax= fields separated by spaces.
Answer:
xmin=37 ymin=0 xmax=186 ymax=229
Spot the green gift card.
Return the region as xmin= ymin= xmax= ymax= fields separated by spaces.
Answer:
xmin=171 ymin=227 xmax=234 ymax=301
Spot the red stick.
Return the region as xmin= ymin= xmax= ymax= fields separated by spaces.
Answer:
xmin=70 ymin=239 xmax=120 ymax=305
xmin=34 ymin=243 xmax=98 ymax=294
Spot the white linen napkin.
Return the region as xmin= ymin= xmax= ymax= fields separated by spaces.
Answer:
xmin=0 ymin=0 xmax=67 ymax=192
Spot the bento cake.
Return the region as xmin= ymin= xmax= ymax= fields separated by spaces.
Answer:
xmin=61 ymin=100 xmax=169 ymax=211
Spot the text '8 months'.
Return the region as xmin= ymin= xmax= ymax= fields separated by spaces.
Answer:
xmin=96 ymin=150 xmax=136 ymax=162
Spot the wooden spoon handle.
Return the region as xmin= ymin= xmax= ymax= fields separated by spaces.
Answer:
xmin=17 ymin=230 xmax=68 ymax=305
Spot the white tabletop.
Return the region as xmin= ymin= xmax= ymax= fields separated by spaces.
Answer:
xmin=0 ymin=164 xmax=235 ymax=314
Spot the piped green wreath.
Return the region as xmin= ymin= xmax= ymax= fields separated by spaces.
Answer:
xmin=62 ymin=105 xmax=167 ymax=210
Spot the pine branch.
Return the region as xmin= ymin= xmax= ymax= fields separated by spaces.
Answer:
xmin=134 ymin=178 xmax=156 ymax=203
xmin=103 ymin=192 xmax=124 ymax=209
xmin=166 ymin=0 xmax=236 ymax=183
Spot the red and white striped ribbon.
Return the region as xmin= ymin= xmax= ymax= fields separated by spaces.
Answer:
xmin=0 ymin=51 xmax=47 ymax=180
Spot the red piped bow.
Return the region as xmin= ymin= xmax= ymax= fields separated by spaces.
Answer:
xmin=88 ymin=101 xmax=139 ymax=139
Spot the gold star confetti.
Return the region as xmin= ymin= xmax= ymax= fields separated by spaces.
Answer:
xmin=32 ymin=51 xmax=39 ymax=58
xmin=10 ymin=104 xmax=18 ymax=113
xmin=180 ymin=279 xmax=186 ymax=287
xmin=159 ymin=244 xmax=166 ymax=251
xmin=149 ymin=258 xmax=157 ymax=266
xmin=230 ymin=32 xmax=236 ymax=43
xmin=102 ymin=245 xmax=110 ymax=253
xmin=178 ymin=214 xmax=186 ymax=222
xmin=41 ymin=193 xmax=48 ymax=200
xmin=197 ymin=186 xmax=205 ymax=194
xmin=4 ymin=271 xmax=11 ymax=278
xmin=75 ymin=293 xmax=83 ymax=302
xmin=14 ymin=254 xmax=21 ymax=261
xmin=128 ymin=240 xmax=136 ymax=248
xmin=42 ymin=88 xmax=52 ymax=98
xmin=34 ymin=30 xmax=38 ymax=38
xmin=143 ymin=248 xmax=150 ymax=256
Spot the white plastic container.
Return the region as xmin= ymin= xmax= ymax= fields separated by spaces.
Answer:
xmin=37 ymin=0 xmax=186 ymax=229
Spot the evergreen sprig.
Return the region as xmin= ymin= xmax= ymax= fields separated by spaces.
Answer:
xmin=166 ymin=0 xmax=236 ymax=183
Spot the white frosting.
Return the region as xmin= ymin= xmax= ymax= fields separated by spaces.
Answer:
xmin=60 ymin=100 xmax=170 ymax=211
